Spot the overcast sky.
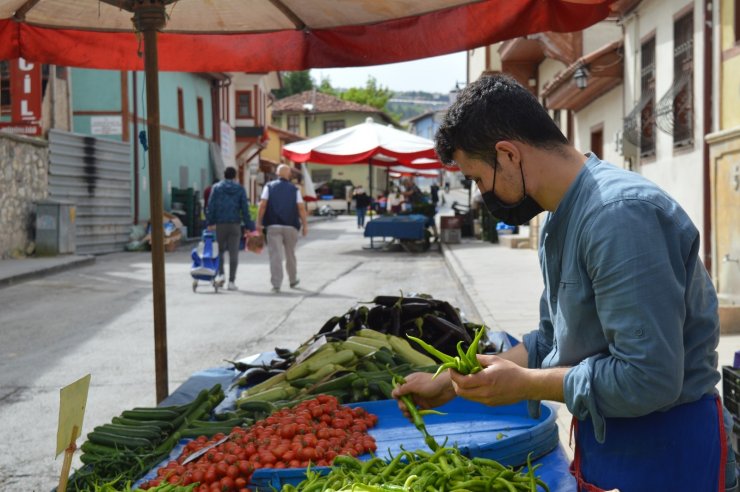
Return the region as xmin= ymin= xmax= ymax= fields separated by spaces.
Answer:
xmin=310 ymin=51 xmax=467 ymax=95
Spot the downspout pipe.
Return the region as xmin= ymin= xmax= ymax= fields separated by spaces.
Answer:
xmin=702 ymin=0 xmax=713 ymax=270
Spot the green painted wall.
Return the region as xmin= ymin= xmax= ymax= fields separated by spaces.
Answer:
xmin=71 ymin=69 xmax=216 ymax=224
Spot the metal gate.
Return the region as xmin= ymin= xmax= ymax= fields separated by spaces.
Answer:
xmin=48 ymin=130 xmax=132 ymax=255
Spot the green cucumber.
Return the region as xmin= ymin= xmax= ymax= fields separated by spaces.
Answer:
xmin=180 ymin=426 xmax=236 ymax=439
xmin=87 ymin=430 xmax=154 ymax=450
xmin=111 ymin=416 xmax=175 ymax=430
xmin=95 ymin=423 xmax=162 ymax=440
xmin=121 ymin=408 xmax=180 ymax=421
xmin=237 ymin=400 xmax=276 ymax=414
xmin=189 ymin=418 xmax=245 ymax=428
xmin=308 ymin=372 xmax=358 ymax=394
xmin=80 ymin=441 xmax=120 ymax=456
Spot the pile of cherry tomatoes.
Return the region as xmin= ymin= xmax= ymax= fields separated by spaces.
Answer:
xmin=140 ymin=395 xmax=379 ymax=492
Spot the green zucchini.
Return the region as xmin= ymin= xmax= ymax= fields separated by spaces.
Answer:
xmin=180 ymin=426 xmax=236 ymax=439
xmin=80 ymin=441 xmax=120 ymax=456
xmin=111 ymin=416 xmax=175 ymax=430
xmin=87 ymin=430 xmax=154 ymax=450
xmin=95 ymin=423 xmax=162 ymax=440
xmin=308 ymin=372 xmax=358 ymax=394
xmin=121 ymin=408 xmax=180 ymax=421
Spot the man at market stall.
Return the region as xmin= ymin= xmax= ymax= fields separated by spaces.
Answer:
xmin=206 ymin=167 xmax=256 ymax=291
xmin=257 ymin=164 xmax=308 ymax=293
xmin=392 ymin=75 xmax=737 ymax=492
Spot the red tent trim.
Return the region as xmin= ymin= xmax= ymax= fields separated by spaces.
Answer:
xmin=0 ymin=1 xmax=614 ymax=71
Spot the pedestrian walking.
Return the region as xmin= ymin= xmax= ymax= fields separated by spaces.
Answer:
xmin=205 ymin=167 xmax=255 ymax=291
xmin=393 ymin=74 xmax=735 ymax=492
xmin=257 ymin=164 xmax=308 ymax=293
xmin=353 ymin=186 xmax=371 ymax=229
xmin=430 ymin=182 xmax=440 ymax=210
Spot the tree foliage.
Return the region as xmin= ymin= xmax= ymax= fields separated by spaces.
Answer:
xmin=337 ymin=76 xmax=393 ymax=110
xmin=272 ymin=70 xmax=315 ymax=99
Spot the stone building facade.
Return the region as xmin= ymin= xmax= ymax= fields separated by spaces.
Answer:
xmin=0 ymin=133 xmax=48 ymax=258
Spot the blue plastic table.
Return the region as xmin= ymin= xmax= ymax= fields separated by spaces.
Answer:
xmin=159 ymin=358 xmax=576 ymax=491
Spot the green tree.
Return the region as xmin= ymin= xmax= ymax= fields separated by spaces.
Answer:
xmin=339 ymin=76 xmax=393 ymax=110
xmin=272 ymin=70 xmax=314 ymax=99
xmin=317 ymin=77 xmax=339 ymax=97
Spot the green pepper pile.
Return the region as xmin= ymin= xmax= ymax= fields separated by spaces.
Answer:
xmin=282 ymin=447 xmax=548 ymax=491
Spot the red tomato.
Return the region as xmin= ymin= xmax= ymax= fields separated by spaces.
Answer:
xmin=215 ymin=462 xmax=229 ymax=478
xmin=204 ymin=468 xmax=217 ymax=484
xmin=220 ymin=476 xmax=235 ymax=491
xmin=226 ymin=464 xmax=240 ymax=479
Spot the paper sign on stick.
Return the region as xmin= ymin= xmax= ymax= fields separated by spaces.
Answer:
xmin=56 ymin=374 xmax=91 ymax=457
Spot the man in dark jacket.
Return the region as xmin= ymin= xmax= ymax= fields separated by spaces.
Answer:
xmin=206 ymin=167 xmax=255 ymax=291
xmin=257 ymin=164 xmax=308 ymax=293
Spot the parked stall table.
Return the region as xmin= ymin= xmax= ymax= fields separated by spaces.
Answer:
xmin=363 ymin=214 xmax=435 ymax=252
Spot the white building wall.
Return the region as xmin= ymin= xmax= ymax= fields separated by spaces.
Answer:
xmin=575 ymin=85 xmax=624 ymax=166
xmin=467 ymin=47 xmax=488 ymax=81
xmin=539 ymin=58 xmax=567 ymax=88
xmin=624 ymin=0 xmax=706 ymax=237
xmin=583 ymin=20 xmax=622 ymax=53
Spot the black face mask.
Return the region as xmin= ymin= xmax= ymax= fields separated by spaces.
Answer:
xmin=481 ymin=158 xmax=543 ymax=226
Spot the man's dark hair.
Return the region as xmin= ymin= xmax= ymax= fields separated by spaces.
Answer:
xmin=435 ymin=75 xmax=568 ymax=166
xmin=224 ymin=167 xmax=237 ymax=180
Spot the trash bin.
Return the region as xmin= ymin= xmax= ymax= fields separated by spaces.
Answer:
xmin=440 ymin=216 xmax=462 ymax=244
xmin=35 ymin=199 xmax=76 ymax=255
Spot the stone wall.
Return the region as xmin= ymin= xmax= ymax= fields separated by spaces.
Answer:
xmin=0 ymin=133 xmax=49 ymax=258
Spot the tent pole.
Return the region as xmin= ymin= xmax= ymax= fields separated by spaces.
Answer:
xmin=134 ymin=3 xmax=169 ymax=403
xmin=368 ymin=158 xmax=373 ymax=198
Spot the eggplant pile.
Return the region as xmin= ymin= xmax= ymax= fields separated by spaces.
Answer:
xmin=311 ymin=294 xmax=496 ymax=362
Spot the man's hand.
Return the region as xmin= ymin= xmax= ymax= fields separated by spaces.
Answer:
xmin=301 ymin=224 xmax=308 ymax=237
xmin=449 ymin=354 xmax=567 ymax=406
xmin=391 ymin=371 xmax=456 ymax=419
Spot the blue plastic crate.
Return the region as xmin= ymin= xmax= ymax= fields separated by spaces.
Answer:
xmin=250 ymin=397 xmax=559 ymax=491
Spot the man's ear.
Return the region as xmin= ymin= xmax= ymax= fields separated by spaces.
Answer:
xmin=494 ymin=141 xmax=520 ymax=165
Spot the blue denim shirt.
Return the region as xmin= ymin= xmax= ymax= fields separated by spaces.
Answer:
xmin=522 ymin=154 xmax=720 ymax=443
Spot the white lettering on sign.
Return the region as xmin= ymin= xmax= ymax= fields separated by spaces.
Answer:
xmin=90 ymin=116 xmax=123 ymax=135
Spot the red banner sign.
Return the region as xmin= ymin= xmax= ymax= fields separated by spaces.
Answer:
xmin=5 ymin=58 xmax=42 ymax=135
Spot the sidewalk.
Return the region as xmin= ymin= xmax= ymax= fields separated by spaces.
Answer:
xmin=0 ymin=215 xmax=335 ymax=289
xmin=0 ymin=254 xmax=95 ymax=289
xmin=440 ymin=233 xmax=740 ymax=460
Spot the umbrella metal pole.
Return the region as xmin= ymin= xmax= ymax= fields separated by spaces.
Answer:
xmin=134 ymin=4 xmax=169 ymax=403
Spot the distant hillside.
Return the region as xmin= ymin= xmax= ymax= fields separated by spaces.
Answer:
xmin=387 ymin=91 xmax=450 ymax=123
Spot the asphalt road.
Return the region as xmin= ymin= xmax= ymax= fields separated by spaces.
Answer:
xmin=0 ymin=215 xmax=475 ymax=491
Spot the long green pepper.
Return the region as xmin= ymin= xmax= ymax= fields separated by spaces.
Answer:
xmin=407 ymin=325 xmax=487 ymax=379
xmin=391 ymin=374 xmax=441 ymax=451
xmin=281 ymin=447 xmax=549 ymax=492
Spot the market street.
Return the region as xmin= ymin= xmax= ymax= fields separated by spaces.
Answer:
xmin=0 ymin=215 xmax=475 ymax=491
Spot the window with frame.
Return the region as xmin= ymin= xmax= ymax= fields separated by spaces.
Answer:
xmin=197 ymin=97 xmax=204 ymax=137
xmin=311 ymin=169 xmax=332 ymax=184
xmin=0 ymin=61 xmax=9 ymax=119
xmin=639 ymin=37 xmax=656 ymax=158
xmin=177 ymin=88 xmax=185 ymax=131
xmin=323 ymin=119 xmax=346 ymax=133
xmin=236 ymin=91 xmax=252 ymax=118
xmin=590 ymin=127 xmax=603 ymax=158
xmin=672 ymin=12 xmax=694 ymax=147
xmin=287 ymin=114 xmax=300 ymax=134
